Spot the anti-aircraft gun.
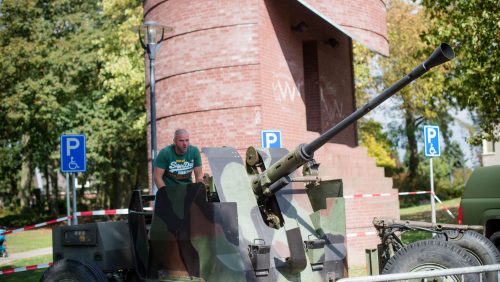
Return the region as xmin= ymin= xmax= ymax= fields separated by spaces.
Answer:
xmin=43 ymin=44 xmax=459 ymax=282
xmin=245 ymin=43 xmax=456 ymax=230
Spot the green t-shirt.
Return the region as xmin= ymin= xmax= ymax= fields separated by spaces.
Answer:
xmin=155 ymin=144 xmax=202 ymax=186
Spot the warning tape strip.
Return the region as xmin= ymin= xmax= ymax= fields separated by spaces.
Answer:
xmin=0 ymin=216 xmax=71 ymax=236
xmin=346 ymin=231 xmax=377 ymax=238
xmin=75 ymin=208 xmax=129 ymax=217
xmin=344 ymin=191 xmax=431 ymax=199
xmin=0 ymin=262 xmax=52 ymax=275
xmin=433 ymin=194 xmax=456 ymax=219
xmin=0 ymin=208 xmax=128 ymax=236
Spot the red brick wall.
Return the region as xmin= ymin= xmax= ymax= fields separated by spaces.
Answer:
xmin=297 ymin=0 xmax=389 ymax=56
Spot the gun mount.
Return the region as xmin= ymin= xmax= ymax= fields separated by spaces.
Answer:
xmin=246 ymin=43 xmax=455 ymax=229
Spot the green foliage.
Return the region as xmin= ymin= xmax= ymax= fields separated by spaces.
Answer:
xmin=373 ymin=0 xmax=467 ymax=193
xmin=417 ymin=145 xmax=470 ymax=200
xmin=0 ymin=0 xmax=146 ymax=210
xmin=420 ymin=0 xmax=499 ymax=144
xmin=0 ymin=210 xmax=56 ymax=229
xmin=353 ymin=43 xmax=399 ymax=175
xmin=358 ymin=119 xmax=399 ymax=173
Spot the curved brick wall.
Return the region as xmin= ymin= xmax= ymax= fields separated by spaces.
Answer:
xmin=144 ymin=0 xmax=261 ymax=149
xmin=298 ymin=0 xmax=389 ymax=56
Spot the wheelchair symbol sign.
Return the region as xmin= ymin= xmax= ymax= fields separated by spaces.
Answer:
xmin=61 ymin=134 xmax=86 ymax=173
xmin=424 ymin=126 xmax=440 ymax=157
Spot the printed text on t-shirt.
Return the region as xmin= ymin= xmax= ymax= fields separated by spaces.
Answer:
xmin=169 ymin=160 xmax=194 ymax=175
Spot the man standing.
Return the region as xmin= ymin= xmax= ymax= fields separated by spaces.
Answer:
xmin=154 ymin=129 xmax=203 ymax=188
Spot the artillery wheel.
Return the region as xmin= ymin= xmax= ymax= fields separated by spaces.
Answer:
xmin=382 ymin=240 xmax=479 ymax=281
xmin=434 ymin=230 xmax=500 ymax=264
xmin=489 ymin=231 xmax=500 ymax=252
xmin=41 ymin=259 xmax=108 ymax=282
xmin=434 ymin=230 xmax=500 ymax=281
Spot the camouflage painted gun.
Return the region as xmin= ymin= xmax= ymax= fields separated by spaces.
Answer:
xmin=43 ymin=44 xmax=455 ymax=282
xmin=246 ymin=43 xmax=455 ymax=230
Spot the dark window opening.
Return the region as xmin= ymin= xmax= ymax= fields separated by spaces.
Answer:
xmin=303 ymin=41 xmax=320 ymax=133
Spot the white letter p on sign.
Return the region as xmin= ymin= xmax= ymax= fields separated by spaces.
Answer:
xmin=66 ymin=138 xmax=80 ymax=156
xmin=427 ymin=128 xmax=436 ymax=143
xmin=265 ymin=133 xmax=277 ymax=146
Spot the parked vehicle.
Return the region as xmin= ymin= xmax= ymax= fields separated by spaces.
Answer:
xmin=458 ymin=165 xmax=500 ymax=252
xmin=41 ymin=44 xmax=498 ymax=282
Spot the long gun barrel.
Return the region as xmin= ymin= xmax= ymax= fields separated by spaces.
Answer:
xmin=252 ymin=43 xmax=455 ymax=196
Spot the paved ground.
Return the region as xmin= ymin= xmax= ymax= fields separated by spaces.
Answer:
xmin=0 ymin=247 xmax=52 ymax=266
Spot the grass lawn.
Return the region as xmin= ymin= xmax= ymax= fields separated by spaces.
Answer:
xmin=399 ymin=197 xmax=460 ymax=243
xmin=5 ymin=227 xmax=52 ymax=253
xmin=0 ymin=228 xmax=52 ymax=281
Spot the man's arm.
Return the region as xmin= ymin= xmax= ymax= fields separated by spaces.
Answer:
xmin=193 ymin=166 xmax=204 ymax=183
xmin=154 ymin=167 xmax=166 ymax=188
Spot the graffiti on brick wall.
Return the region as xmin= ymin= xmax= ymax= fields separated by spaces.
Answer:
xmin=319 ymin=79 xmax=344 ymax=125
xmin=272 ymin=80 xmax=303 ymax=102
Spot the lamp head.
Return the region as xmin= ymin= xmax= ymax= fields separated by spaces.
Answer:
xmin=137 ymin=21 xmax=173 ymax=46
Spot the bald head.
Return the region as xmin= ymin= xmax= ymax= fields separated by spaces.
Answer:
xmin=174 ymin=129 xmax=189 ymax=138
xmin=173 ymin=129 xmax=190 ymax=155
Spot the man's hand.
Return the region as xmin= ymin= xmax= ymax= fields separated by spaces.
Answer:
xmin=194 ymin=166 xmax=204 ymax=183
xmin=154 ymin=167 xmax=166 ymax=188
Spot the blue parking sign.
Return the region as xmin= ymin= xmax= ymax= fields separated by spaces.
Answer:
xmin=424 ymin=126 xmax=440 ymax=157
xmin=261 ymin=130 xmax=282 ymax=148
xmin=60 ymin=134 xmax=86 ymax=173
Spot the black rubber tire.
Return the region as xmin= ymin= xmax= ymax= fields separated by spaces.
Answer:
xmin=40 ymin=259 xmax=108 ymax=282
xmin=434 ymin=230 xmax=500 ymax=264
xmin=434 ymin=230 xmax=500 ymax=281
xmin=489 ymin=231 xmax=500 ymax=253
xmin=382 ymin=240 xmax=480 ymax=281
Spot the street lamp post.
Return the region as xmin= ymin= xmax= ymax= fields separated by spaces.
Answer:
xmin=138 ymin=21 xmax=172 ymax=194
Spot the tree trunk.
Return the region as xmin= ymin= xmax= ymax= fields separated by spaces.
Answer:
xmin=43 ymin=164 xmax=50 ymax=213
xmin=48 ymin=161 xmax=58 ymax=214
xmin=405 ymin=110 xmax=419 ymax=188
xmin=19 ymin=135 xmax=32 ymax=208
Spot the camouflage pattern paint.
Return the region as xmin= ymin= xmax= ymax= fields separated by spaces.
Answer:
xmin=146 ymin=146 xmax=347 ymax=281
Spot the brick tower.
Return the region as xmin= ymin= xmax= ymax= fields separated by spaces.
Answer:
xmin=143 ymin=0 xmax=398 ymax=267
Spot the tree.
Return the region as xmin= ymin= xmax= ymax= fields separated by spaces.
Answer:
xmin=380 ymin=0 xmax=456 ymax=190
xmin=353 ymin=43 xmax=400 ymax=174
xmin=0 ymin=0 xmax=105 ymax=208
xmin=420 ymin=0 xmax=499 ymax=144
xmin=73 ymin=0 xmax=147 ymax=209
xmin=0 ymin=0 xmax=146 ymax=210
xmin=358 ymin=119 xmax=399 ymax=175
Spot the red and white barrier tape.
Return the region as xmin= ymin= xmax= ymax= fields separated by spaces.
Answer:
xmin=346 ymin=231 xmax=377 ymax=238
xmin=76 ymin=208 xmax=128 ymax=217
xmin=0 ymin=262 xmax=52 ymax=275
xmin=344 ymin=191 xmax=431 ymax=199
xmin=398 ymin=191 xmax=432 ymax=196
xmin=0 ymin=216 xmax=71 ymax=236
xmin=0 ymin=208 xmax=128 ymax=236
xmin=433 ymin=194 xmax=456 ymax=219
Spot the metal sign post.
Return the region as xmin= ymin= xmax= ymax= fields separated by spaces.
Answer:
xmin=60 ymin=134 xmax=87 ymax=225
xmin=65 ymin=173 xmax=71 ymax=225
xmin=424 ymin=126 xmax=440 ymax=225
